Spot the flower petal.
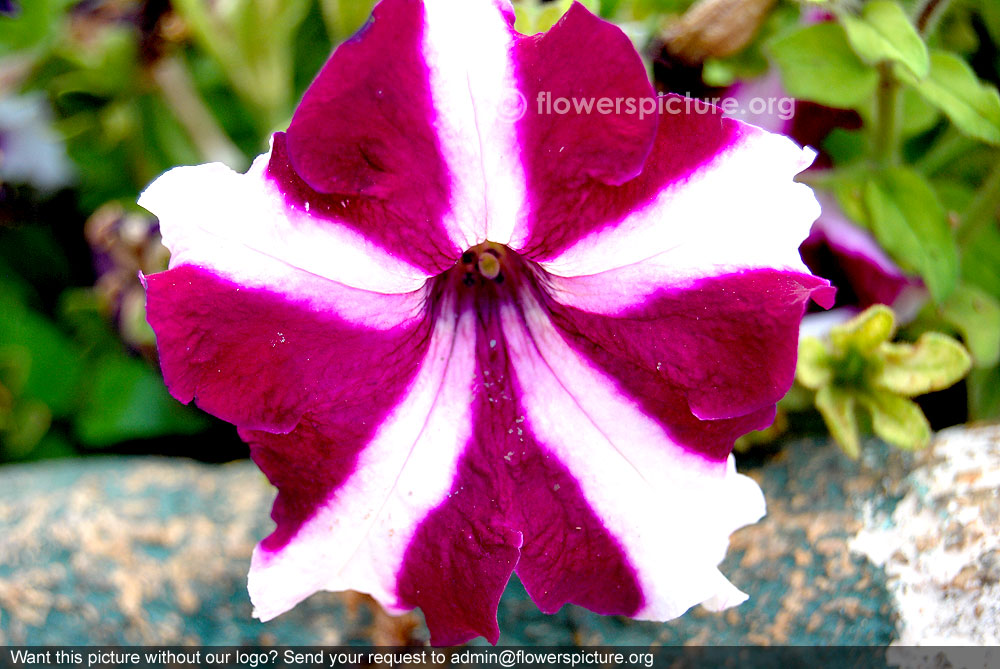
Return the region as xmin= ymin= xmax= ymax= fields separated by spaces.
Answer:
xmin=497 ymin=288 xmax=767 ymax=621
xmin=420 ymin=0 xmax=526 ymax=247
xmin=140 ymin=142 xmax=432 ymax=294
xmin=545 ymin=269 xmax=832 ymax=427
xmin=394 ymin=285 xmax=642 ymax=644
xmin=508 ymin=2 xmax=659 ymax=250
xmin=801 ymin=194 xmax=922 ymax=310
xmin=145 ymin=266 xmax=433 ymax=551
xmin=281 ymin=0 xmax=529 ymax=260
xmin=246 ymin=290 xmax=496 ymax=627
xmin=140 ymin=0 xmax=838 ymax=647
xmin=281 ymin=0 xmax=469 ymax=270
xmin=280 ymin=0 xmax=662 ymax=257
xmin=528 ymin=109 xmax=822 ymax=278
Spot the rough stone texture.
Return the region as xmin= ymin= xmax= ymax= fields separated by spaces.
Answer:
xmin=853 ymin=423 xmax=1000 ymax=650
xmin=0 ymin=434 xmax=910 ymax=645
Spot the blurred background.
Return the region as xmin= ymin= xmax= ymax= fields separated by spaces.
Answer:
xmin=1 ymin=0 xmax=998 ymax=466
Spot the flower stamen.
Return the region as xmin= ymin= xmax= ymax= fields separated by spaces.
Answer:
xmin=477 ymin=250 xmax=501 ymax=280
xmin=458 ymin=242 xmax=508 ymax=285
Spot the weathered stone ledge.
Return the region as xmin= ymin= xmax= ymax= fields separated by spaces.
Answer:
xmin=1 ymin=425 xmax=996 ymax=646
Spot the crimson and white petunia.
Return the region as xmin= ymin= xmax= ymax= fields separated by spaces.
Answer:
xmin=141 ymin=0 xmax=833 ymax=645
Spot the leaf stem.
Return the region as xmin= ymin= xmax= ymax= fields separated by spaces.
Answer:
xmin=958 ymin=157 xmax=1000 ymax=246
xmin=913 ymin=0 xmax=952 ymax=37
xmin=150 ymin=56 xmax=247 ymax=169
xmin=873 ymin=62 xmax=901 ymax=168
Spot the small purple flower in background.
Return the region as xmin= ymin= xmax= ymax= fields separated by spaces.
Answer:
xmin=141 ymin=0 xmax=831 ymax=645
xmin=0 ymin=0 xmax=18 ymax=18
xmin=799 ymin=194 xmax=925 ymax=337
xmin=725 ymin=70 xmax=863 ymax=169
xmin=0 ymin=94 xmax=75 ymax=193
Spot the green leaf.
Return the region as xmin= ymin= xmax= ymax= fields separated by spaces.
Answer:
xmin=968 ymin=365 xmax=1000 ymax=421
xmin=816 ymin=386 xmax=862 ymax=458
xmin=900 ymin=86 xmax=941 ymax=136
xmin=831 ymin=304 xmax=896 ymax=354
xmin=840 ymin=0 xmax=929 ymax=78
xmin=875 ymin=333 xmax=972 ymax=395
xmin=796 ymin=337 xmax=832 ymax=390
xmin=823 ymin=128 xmax=868 ymax=165
xmin=831 ymin=171 xmax=871 ymax=229
xmin=938 ymin=7 xmax=981 ymax=55
xmin=984 ymin=1 xmax=1000 ymax=46
xmin=863 ymin=168 xmax=959 ymax=303
xmin=941 ymin=285 xmax=1000 ymax=368
xmin=703 ymin=48 xmax=771 ymax=88
xmin=768 ymin=22 xmax=879 ymax=109
xmin=962 ymin=223 xmax=1000 ymax=298
xmin=0 ymin=289 xmax=84 ymax=416
xmin=1 ymin=399 xmax=52 ymax=459
xmin=514 ymin=0 xmax=597 ymax=34
xmin=0 ymin=0 xmax=73 ymax=55
xmin=934 ymin=179 xmax=974 ymax=215
xmin=75 ymin=356 xmax=208 ymax=447
xmin=859 ymin=392 xmax=931 ymax=450
xmin=909 ymin=50 xmax=1000 ymax=146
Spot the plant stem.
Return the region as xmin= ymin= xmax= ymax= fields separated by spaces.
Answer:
xmin=171 ymin=0 xmax=281 ymax=135
xmin=151 ymin=56 xmax=247 ymax=169
xmin=958 ymin=158 xmax=1000 ymax=246
xmin=873 ymin=62 xmax=901 ymax=168
xmin=914 ymin=0 xmax=952 ymax=37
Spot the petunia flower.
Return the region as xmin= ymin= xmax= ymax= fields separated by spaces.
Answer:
xmin=140 ymin=0 xmax=833 ymax=645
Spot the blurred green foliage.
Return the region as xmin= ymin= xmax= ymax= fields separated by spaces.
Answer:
xmin=1 ymin=0 xmax=998 ymax=463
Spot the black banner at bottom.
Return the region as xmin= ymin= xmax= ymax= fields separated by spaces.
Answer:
xmin=3 ymin=646 xmax=993 ymax=669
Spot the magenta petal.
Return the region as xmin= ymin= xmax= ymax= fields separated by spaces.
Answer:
xmin=145 ymin=266 xmax=427 ymax=433
xmin=395 ymin=438 xmax=522 ymax=646
xmin=507 ymin=418 xmax=645 ymax=618
xmin=548 ymin=270 xmax=831 ymax=437
xmin=285 ymin=0 xmax=441 ymax=200
xmin=497 ymin=280 xmax=767 ymax=623
xmin=515 ymin=3 xmax=658 ymax=190
xmin=279 ymin=0 xmax=459 ymax=273
xmin=146 ymin=266 xmax=431 ymax=548
xmin=514 ymin=94 xmax=736 ymax=260
xmin=394 ymin=299 xmax=645 ymax=645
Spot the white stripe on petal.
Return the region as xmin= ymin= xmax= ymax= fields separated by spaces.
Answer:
xmin=422 ymin=0 xmax=527 ymax=248
xmin=540 ymin=124 xmax=819 ymax=291
xmin=248 ymin=293 xmax=476 ymax=620
xmin=502 ymin=290 xmax=765 ymax=620
xmin=139 ymin=145 xmax=432 ymax=303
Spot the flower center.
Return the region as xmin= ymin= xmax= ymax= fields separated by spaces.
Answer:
xmin=459 ymin=242 xmax=508 ymax=286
